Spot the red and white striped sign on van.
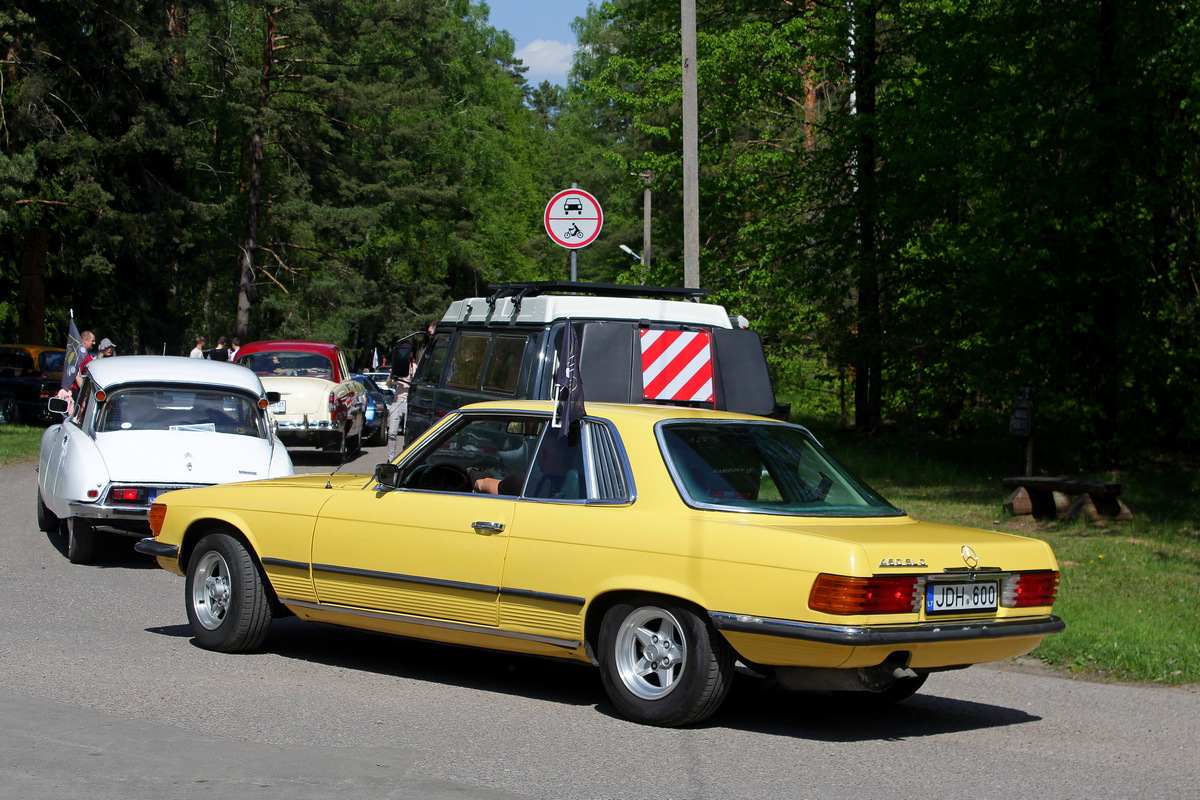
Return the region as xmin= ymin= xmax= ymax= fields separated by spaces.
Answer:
xmin=639 ymin=329 xmax=714 ymax=404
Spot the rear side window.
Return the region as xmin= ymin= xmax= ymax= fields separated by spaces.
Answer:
xmin=0 ymin=350 xmax=33 ymax=376
xmin=525 ymin=420 xmax=629 ymax=503
xmin=42 ymin=351 xmax=65 ymax=373
xmin=481 ymin=335 xmax=529 ymax=395
xmin=444 ymin=334 xmax=490 ymax=390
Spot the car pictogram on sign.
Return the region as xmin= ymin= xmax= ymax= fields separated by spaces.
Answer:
xmin=563 ymin=197 xmax=584 ymax=215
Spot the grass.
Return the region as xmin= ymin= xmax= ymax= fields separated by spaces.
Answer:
xmin=806 ymin=419 xmax=1200 ymax=686
xmin=0 ymin=424 xmax=42 ymax=467
xmin=6 ymin=414 xmax=1196 ymax=685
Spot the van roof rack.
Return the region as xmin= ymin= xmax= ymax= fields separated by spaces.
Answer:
xmin=486 ymin=282 xmax=709 ymax=310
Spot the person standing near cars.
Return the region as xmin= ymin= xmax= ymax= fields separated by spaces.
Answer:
xmin=228 ymin=337 xmax=242 ymax=362
xmin=74 ymin=330 xmax=96 ymax=388
xmin=207 ymin=336 xmax=230 ymax=362
xmin=96 ymin=338 xmax=116 ymax=359
xmin=385 ymin=337 xmax=415 ymax=461
xmin=189 ymin=336 xmax=206 ymax=358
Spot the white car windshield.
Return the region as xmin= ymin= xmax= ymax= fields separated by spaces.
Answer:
xmin=658 ymin=420 xmax=902 ymax=517
xmin=96 ymin=389 xmax=268 ymax=438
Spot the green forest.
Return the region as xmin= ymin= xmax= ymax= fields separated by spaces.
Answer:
xmin=3 ymin=0 xmax=1198 ymax=465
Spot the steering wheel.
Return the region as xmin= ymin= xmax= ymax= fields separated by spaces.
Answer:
xmin=413 ymin=463 xmax=473 ymax=492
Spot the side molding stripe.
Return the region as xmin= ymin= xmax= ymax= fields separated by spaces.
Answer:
xmin=499 ymin=587 xmax=586 ymax=607
xmin=261 ymin=557 xmax=309 ymax=572
xmin=280 ymin=598 xmax=581 ymax=650
xmin=311 ymin=563 xmax=499 ymax=596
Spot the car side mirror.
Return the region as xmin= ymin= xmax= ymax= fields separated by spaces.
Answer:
xmin=47 ymin=397 xmax=69 ymax=414
xmin=374 ymin=462 xmax=400 ymax=489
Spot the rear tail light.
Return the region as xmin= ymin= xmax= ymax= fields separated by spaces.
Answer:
xmin=148 ymin=504 xmax=167 ymax=537
xmin=1002 ymin=571 xmax=1059 ymax=607
xmin=809 ymin=574 xmax=920 ymax=615
xmin=328 ymin=391 xmax=337 ymax=414
xmin=108 ymin=487 xmax=147 ymax=504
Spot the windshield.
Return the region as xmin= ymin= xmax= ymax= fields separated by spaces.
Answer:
xmin=96 ymin=388 xmax=268 ymax=438
xmin=239 ymin=351 xmax=333 ymax=379
xmin=657 ymin=420 xmax=902 ymax=517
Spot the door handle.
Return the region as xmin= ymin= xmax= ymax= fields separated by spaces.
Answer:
xmin=471 ymin=521 xmax=505 ymax=535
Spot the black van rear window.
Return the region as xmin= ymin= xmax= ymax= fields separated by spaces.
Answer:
xmin=481 ymin=335 xmax=529 ymax=395
xmin=445 ymin=334 xmax=490 ymax=389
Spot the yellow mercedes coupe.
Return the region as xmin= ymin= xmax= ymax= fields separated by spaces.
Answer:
xmin=138 ymin=401 xmax=1063 ymax=727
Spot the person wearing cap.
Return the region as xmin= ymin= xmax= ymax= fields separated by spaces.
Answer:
xmin=97 ymin=338 xmax=117 ymax=358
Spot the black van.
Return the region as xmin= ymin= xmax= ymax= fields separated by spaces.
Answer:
xmin=405 ymin=282 xmax=778 ymax=442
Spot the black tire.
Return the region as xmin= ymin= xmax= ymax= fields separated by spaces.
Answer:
xmin=36 ymin=489 xmax=59 ymax=533
xmin=597 ymin=596 xmax=734 ymax=727
xmin=67 ymin=517 xmax=97 ymax=564
xmin=325 ymin=428 xmax=348 ymax=460
xmin=368 ymin=409 xmax=388 ymax=446
xmin=185 ymin=532 xmax=273 ymax=652
xmin=0 ymin=395 xmax=19 ymax=425
xmin=836 ymin=673 xmax=928 ymax=707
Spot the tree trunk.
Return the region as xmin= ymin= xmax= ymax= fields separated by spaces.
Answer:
xmin=236 ymin=8 xmax=277 ymax=342
xmin=852 ymin=1 xmax=881 ymax=434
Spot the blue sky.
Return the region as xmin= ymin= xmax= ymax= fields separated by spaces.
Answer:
xmin=483 ymin=0 xmax=593 ymax=86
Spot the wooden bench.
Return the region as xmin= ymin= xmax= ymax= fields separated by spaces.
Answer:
xmin=1003 ymin=477 xmax=1132 ymax=522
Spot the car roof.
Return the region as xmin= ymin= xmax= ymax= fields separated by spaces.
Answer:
xmin=86 ymin=356 xmax=267 ymax=396
xmin=0 ymin=344 xmax=65 ymax=357
xmin=454 ymin=399 xmax=772 ymax=425
xmin=238 ymin=340 xmax=342 ymax=359
xmin=443 ymin=297 xmax=736 ymax=328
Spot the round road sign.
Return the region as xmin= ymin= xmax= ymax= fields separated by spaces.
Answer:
xmin=544 ymin=188 xmax=603 ymax=249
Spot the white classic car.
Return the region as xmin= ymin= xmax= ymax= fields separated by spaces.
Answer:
xmin=235 ymin=340 xmax=367 ymax=460
xmin=37 ymin=355 xmax=294 ymax=563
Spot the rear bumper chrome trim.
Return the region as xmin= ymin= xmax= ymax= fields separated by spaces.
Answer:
xmin=134 ymin=538 xmax=179 ymax=559
xmin=709 ymin=612 xmax=1065 ymax=647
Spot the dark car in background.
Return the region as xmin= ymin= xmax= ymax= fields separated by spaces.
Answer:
xmin=0 ymin=345 xmax=66 ymax=425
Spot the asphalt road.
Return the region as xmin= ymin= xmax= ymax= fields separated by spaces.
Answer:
xmin=3 ymin=446 xmax=1198 ymax=800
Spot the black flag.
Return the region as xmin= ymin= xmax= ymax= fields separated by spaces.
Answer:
xmin=552 ymin=320 xmax=585 ymax=435
xmin=60 ymin=316 xmax=83 ymax=392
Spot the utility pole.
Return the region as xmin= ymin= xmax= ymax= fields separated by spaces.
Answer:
xmin=681 ymin=0 xmax=699 ymax=288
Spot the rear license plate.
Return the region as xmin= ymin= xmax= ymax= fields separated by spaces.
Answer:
xmin=926 ymin=581 xmax=998 ymax=614
xmin=268 ymin=400 xmax=286 ymax=414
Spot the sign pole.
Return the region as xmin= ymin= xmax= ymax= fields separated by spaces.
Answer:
xmin=570 ymin=182 xmax=578 ymax=281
